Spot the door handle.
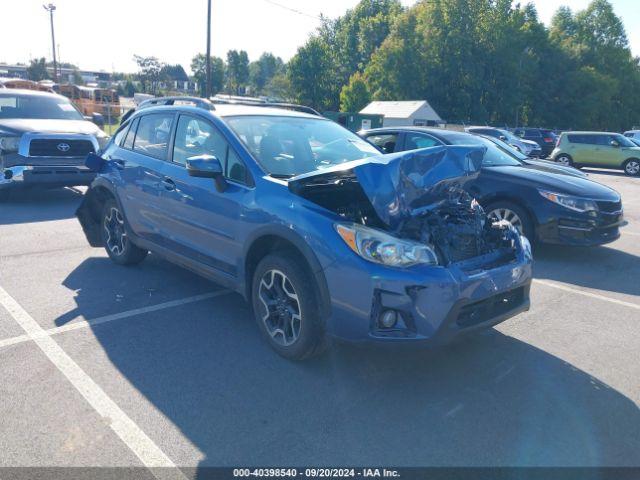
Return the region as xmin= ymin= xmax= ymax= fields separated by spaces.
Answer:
xmin=111 ymin=159 xmax=126 ymax=170
xmin=161 ymin=177 xmax=176 ymax=191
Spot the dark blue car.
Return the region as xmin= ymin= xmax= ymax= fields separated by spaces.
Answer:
xmin=360 ymin=127 xmax=625 ymax=246
xmin=77 ymin=98 xmax=532 ymax=360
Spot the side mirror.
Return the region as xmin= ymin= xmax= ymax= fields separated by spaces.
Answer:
xmin=499 ymin=135 xmax=507 ymax=141
xmin=186 ymin=154 xmax=227 ymax=192
xmin=610 ymin=140 xmax=620 ymax=148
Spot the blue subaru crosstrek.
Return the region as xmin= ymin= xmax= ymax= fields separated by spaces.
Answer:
xmin=77 ymin=97 xmax=533 ymax=360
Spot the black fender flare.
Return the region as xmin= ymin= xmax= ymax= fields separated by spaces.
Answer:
xmin=242 ymin=224 xmax=332 ymax=319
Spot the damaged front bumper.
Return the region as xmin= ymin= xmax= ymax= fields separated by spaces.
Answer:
xmin=323 ymin=232 xmax=532 ymax=344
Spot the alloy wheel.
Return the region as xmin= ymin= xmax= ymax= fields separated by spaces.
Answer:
xmin=104 ymin=207 xmax=127 ymax=256
xmin=258 ymin=269 xmax=302 ymax=347
xmin=557 ymin=155 xmax=571 ymax=166
xmin=625 ymin=160 xmax=640 ymax=175
xmin=487 ymin=208 xmax=524 ymax=234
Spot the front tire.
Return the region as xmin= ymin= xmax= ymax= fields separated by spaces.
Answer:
xmin=485 ymin=201 xmax=534 ymax=241
xmin=251 ymin=252 xmax=327 ymax=360
xmin=101 ymin=198 xmax=148 ymax=265
xmin=623 ymin=159 xmax=640 ymax=176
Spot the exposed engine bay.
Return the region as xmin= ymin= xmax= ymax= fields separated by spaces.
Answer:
xmin=288 ymin=146 xmax=520 ymax=266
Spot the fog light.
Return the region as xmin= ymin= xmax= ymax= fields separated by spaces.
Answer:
xmin=4 ymin=169 xmax=12 ymax=180
xmin=379 ymin=310 xmax=398 ymax=329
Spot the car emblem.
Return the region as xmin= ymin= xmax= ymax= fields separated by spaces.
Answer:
xmin=57 ymin=143 xmax=71 ymax=153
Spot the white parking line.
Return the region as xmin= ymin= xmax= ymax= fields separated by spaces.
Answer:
xmin=0 ymin=285 xmax=188 ymax=480
xmin=624 ymin=231 xmax=640 ymax=237
xmin=533 ymin=279 xmax=640 ymax=311
xmin=0 ymin=290 xmax=231 ymax=350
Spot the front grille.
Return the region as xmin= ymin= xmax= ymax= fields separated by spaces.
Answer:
xmin=28 ymin=139 xmax=95 ymax=157
xmin=597 ymin=200 xmax=622 ymax=214
xmin=456 ymin=287 xmax=524 ymax=328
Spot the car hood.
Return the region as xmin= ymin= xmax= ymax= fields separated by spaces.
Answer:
xmin=522 ymin=158 xmax=588 ymax=178
xmin=0 ymin=119 xmax=105 ymax=137
xmin=289 ymin=145 xmax=484 ymax=230
xmin=487 ymin=164 xmax=620 ymax=201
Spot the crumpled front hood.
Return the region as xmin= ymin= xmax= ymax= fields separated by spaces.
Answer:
xmin=0 ymin=119 xmax=105 ymax=137
xmin=289 ymin=145 xmax=485 ymax=230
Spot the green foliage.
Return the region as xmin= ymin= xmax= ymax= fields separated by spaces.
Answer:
xmin=191 ymin=54 xmax=225 ymax=97
xmin=288 ymin=36 xmax=340 ymax=110
xmin=340 ymin=72 xmax=371 ymax=112
xmin=226 ymin=50 xmax=250 ymax=95
xmin=249 ymin=53 xmax=284 ymax=95
xmin=133 ymin=55 xmax=165 ymax=95
xmin=26 ymin=58 xmax=50 ymax=81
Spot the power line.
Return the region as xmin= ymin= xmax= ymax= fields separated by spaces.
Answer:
xmin=262 ymin=0 xmax=323 ymax=20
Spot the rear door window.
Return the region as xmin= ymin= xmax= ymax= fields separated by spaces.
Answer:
xmin=133 ymin=113 xmax=175 ymax=160
xmin=404 ymin=133 xmax=441 ymax=150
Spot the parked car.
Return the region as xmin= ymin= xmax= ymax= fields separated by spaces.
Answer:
xmin=465 ymin=126 xmax=542 ymax=157
xmin=76 ymin=98 xmax=532 ymax=360
xmin=551 ymin=131 xmax=640 ymax=176
xmin=359 ymin=127 xmax=624 ymax=246
xmin=629 ymin=138 xmax=640 ymax=147
xmin=0 ymin=89 xmax=109 ymax=200
xmin=623 ymin=130 xmax=640 ymax=140
xmin=511 ymin=127 xmax=557 ymax=158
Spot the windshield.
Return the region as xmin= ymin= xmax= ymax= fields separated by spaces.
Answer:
xmin=225 ymin=115 xmax=381 ymax=177
xmin=499 ymin=129 xmax=522 ymax=144
xmin=0 ymin=93 xmax=84 ymax=120
xmin=612 ymin=134 xmax=637 ymax=148
xmin=443 ymin=132 xmax=523 ymax=166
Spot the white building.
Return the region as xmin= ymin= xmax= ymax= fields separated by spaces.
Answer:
xmin=360 ymin=100 xmax=443 ymax=127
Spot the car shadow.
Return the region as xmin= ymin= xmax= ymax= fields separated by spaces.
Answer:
xmin=580 ymin=168 xmax=637 ymax=179
xmin=54 ymin=258 xmax=640 ymax=469
xmin=533 ymin=244 xmax=640 ymax=297
xmin=0 ymin=187 xmax=84 ymax=225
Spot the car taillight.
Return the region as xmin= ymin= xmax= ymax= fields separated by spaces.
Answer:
xmin=544 ymin=137 xmax=554 ymax=143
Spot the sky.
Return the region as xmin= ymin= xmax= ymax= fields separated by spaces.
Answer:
xmin=1 ymin=0 xmax=638 ymax=74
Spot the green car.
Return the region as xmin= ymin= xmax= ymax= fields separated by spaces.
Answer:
xmin=551 ymin=132 xmax=640 ymax=176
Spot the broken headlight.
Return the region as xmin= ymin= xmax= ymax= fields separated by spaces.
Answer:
xmin=538 ymin=190 xmax=597 ymax=213
xmin=335 ymin=223 xmax=438 ymax=267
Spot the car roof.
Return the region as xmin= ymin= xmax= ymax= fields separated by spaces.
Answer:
xmin=362 ymin=126 xmax=481 ymax=142
xmin=131 ymin=103 xmax=323 ymax=121
xmin=563 ymin=131 xmax=621 ymax=135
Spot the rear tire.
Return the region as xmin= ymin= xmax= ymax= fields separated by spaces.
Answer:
xmin=101 ymin=198 xmax=148 ymax=265
xmin=485 ymin=201 xmax=534 ymax=242
xmin=251 ymin=252 xmax=327 ymax=360
xmin=623 ymin=159 xmax=640 ymax=177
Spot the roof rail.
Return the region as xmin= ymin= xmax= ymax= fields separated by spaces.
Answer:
xmin=210 ymin=96 xmax=321 ymax=116
xmin=138 ymin=96 xmax=215 ymax=111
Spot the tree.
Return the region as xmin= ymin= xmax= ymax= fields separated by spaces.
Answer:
xmin=191 ymin=54 xmax=225 ymax=97
xmin=340 ymin=72 xmax=371 ymax=112
xmin=249 ymin=53 xmax=284 ymax=95
xmin=226 ymin=50 xmax=250 ymax=95
xmin=288 ymin=36 xmax=339 ymax=111
xmin=133 ymin=55 xmax=165 ymax=95
xmin=26 ymin=58 xmax=49 ymax=81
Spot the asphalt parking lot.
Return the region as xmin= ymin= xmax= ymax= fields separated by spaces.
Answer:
xmin=0 ymin=170 xmax=639 ymax=473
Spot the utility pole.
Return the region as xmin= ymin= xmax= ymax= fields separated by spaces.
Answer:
xmin=205 ymin=0 xmax=212 ymax=98
xmin=43 ymin=3 xmax=58 ymax=82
